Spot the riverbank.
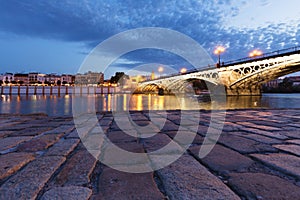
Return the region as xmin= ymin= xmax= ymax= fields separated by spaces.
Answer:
xmin=0 ymin=109 xmax=300 ymax=199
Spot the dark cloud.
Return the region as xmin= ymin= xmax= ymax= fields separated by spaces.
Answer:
xmin=0 ymin=0 xmax=299 ymax=67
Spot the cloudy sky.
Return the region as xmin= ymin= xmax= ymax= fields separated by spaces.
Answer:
xmin=0 ymin=0 xmax=299 ymax=78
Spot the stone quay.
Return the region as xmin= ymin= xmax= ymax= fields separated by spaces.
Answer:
xmin=0 ymin=109 xmax=300 ymax=199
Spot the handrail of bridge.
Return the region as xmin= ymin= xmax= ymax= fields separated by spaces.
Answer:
xmin=141 ymin=45 xmax=300 ymax=82
xmin=223 ymin=45 xmax=300 ymax=66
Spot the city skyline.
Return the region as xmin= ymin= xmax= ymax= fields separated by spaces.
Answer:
xmin=1 ymin=1 xmax=300 ymax=77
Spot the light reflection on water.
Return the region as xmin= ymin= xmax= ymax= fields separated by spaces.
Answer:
xmin=0 ymin=93 xmax=300 ymax=116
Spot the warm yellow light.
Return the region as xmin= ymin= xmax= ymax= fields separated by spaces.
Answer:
xmin=214 ymin=46 xmax=226 ymax=55
xmin=180 ymin=68 xmax=187 ymax=73
xmin=158 ymin=66 xmax=164 ymax=73
xmin=249 ymin=49 xmax=263 ymax=57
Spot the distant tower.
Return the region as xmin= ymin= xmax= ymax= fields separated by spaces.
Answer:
xmin=151 ymin=70 xmax=155 ymax=80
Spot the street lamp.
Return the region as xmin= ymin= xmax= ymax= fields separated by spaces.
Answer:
xmin=158 ymin=66 xmax=164 ymax=77
xmin=214 ymin=46 xmax=226 ymax=67
xmin=249 ymin=49 xmax=263 ymax=58
xmin=180 ymin=68 xmax=187 ymax=74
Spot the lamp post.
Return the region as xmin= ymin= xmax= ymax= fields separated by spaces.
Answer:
xmin=214 ymin=46 xmax=226 ymax=67
xmin=180 ymin=68 xmax=187 ymax=74
xmin=158 ymin=66 xmax=163 ymax=77
xmin=249 ymin=49 xmax=263 ymax=58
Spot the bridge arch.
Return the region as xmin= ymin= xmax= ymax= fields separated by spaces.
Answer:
xmin=162 ymin=77 xmax=220 ymax=94
xmin=230 ymin=58 xmax=300 ymax=88
xmin=138 ymin=83 xmax=167 ymax=94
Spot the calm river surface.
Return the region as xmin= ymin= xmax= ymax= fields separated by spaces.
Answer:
xmin=0 ymin=93 xmax=300 ymax=116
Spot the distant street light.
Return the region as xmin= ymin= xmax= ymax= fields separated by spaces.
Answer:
xmin=180 ymin=68 xmax=187 ymax=74
xmin=214 ymin=46 xmax=226 ymax=67
xmin=249 ymin=49 xmax=263 ymax=58
xmin=158 ymin=66 xmax=164 ymax=77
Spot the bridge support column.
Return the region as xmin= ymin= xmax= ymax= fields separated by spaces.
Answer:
xmin=158 ymin=88 xmax=164 ymax=95
xmin=226 ymin=86 xmax=261 ymax=96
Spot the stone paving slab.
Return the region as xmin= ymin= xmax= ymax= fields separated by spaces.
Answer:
xmin=92 ymin=167 xmax=164 ymax=200
xmin=189 ymin=144 xmax=254 ymax=174
xmin=166 ymin=130 xmax=204 ymax=145
xmin=107 ymin=130 xmax=138 ymax=143
xmin=157 ymin=154 xmax=240 ymax=200
xmin=236 ymin=121 xmax=282 ymax=131
xmin=160 ymin=120 xmax=180 ymax=132
xmin=0 ymin=152 xmax=35 ymax=180
xmin=228 ymin=172 xmax=300 ymax=199
xmin=281 ymin=130 xmax=300 ymax=139
xmin=218 ymin=134 xmax=277 ymax=154
xmin=251 ymin=153 xmax=300 ymax=178
xmin=143 ymin=133 xmax=184 ymax=154
xmin=0 ymin=131 xmax=14 ymax=138
xmin=274 ymin=144 xmax=300 ymax=156
xmin=240 ymin=133 xmax=282 ymax=144
xmin=44 ymin=138 xmax=80 ymax=157
xmin=287 ymin=139 xmax=300 ymax=145
xmin=66 ymin=129 xmax=80 ymax=138
xmin=53 ymin=150 xmax=99 ymax=186
xmin=0 ymin=136 xmax=33 ymax=152
xmin=249 ymin=120 xmax=287 ymax=128
xmin=43 ymin=125 xmax=75 ymax=135
xmin=238 ymin=127 xmax=288 ymax=139
xmin=10 ymin=127 xmax=53 ymax=136
xmin=0 ymin=156 xmax=65 ymax=200
xmin=41 ymin=186 xmax=92 ymax=200
xmin=101 ymin=143 xmax=149 ymax=166
xmin=17 ymin=133 xmax=63 ymax=152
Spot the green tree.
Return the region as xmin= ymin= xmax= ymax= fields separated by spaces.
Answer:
xmin=44 ymin=80 xmax=50 ymax=86
xmin=11 ymin=80 xmax=17 ymax=85
xmin=110 ymin=72 xmax=129 ymax=85
xmin=278 ymin=78 xmax=293 ymax=93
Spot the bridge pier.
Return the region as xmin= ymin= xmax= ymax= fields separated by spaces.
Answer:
xmin=226 ymin=86 xmax=261 ymax=96
xmin=158 ymin=88 xmax=164 ymax=95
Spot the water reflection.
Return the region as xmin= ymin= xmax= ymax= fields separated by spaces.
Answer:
xmin=226 ymin=95 xmax=266 ymax=110
xmin=0 ymin=93 xmax=299 ymax=116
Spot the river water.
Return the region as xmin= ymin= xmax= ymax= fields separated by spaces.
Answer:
xmin=0 ymin=93 xmax=299 ymax=116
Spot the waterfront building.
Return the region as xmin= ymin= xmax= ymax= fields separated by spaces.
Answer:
xmin=37 ymin=74 xmax=46 ymax=84
xmin=288 ymin=76 xmax=300 ymax=85
xmin=2 ymin=72 xmax=14 ymax=84
xmin=28 ymin=72 xmax=39 ymax=84
xmin=14 ymin=73 xmax=29 ymax=85
xmin=123 ymin=75 xmax=147 ymax=89
xmin=61 ymin=74 xmax=73 ymax=85
xmin=45 ymin=73 xmax=61 ymax=85
xmin=75 ymin=71 xmax=104 ymax=86
xmin=86 ymin=71 xmax=104 ymax=85
xmin=75 ymin=73 xmax=87 ymax=85
xmin=263 ymin=78 xmax=283 ymax=88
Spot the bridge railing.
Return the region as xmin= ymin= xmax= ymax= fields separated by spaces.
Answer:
xmin=146 ymin=64 xmax=217 ymax=81
xmin=223 ymin=45 xmax=300 ymax=66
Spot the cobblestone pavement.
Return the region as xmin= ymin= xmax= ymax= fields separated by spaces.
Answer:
xmin=0 ymin=109 xmax=300 ymax=199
